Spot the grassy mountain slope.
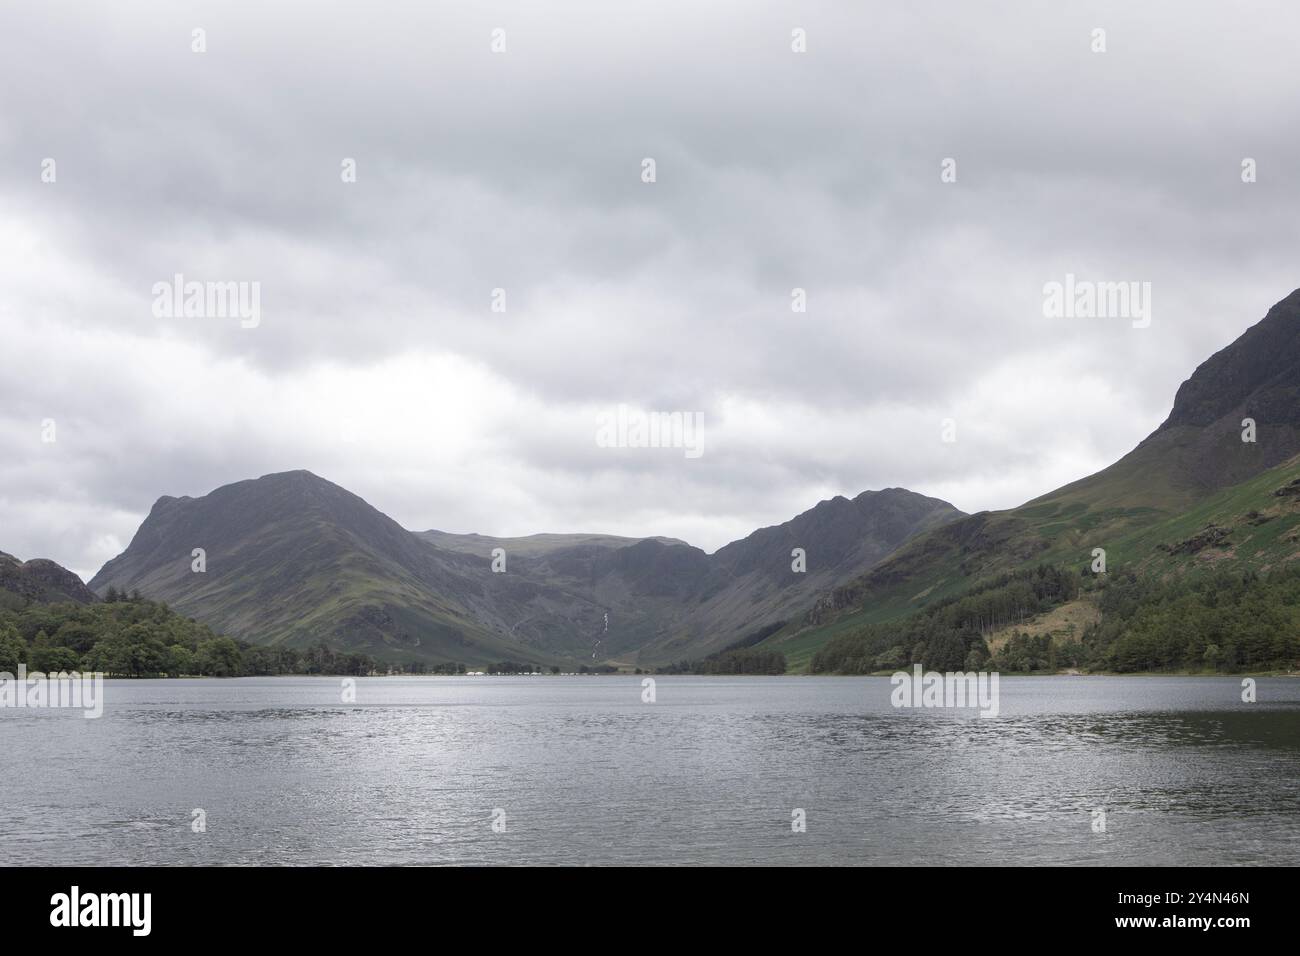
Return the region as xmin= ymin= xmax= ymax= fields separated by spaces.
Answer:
xmin=634 ymin=488 xmax=964 ymax=664
xmin=88 ymin=471 xmax=553 ymax=665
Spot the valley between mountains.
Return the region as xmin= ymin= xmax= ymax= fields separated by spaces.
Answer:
xmin=8 ymin=291 xmax=1300 ymax=674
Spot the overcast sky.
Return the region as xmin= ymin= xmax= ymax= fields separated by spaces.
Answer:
xmin=3 ymin=1 xmax=1298 ymax=581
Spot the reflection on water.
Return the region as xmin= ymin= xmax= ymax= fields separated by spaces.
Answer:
xmin=2 ymin=676 xmax=1298 ymax=865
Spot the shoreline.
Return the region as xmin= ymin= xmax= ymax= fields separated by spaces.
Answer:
xmin=65 ymin=669 xmax=1300 ymax=680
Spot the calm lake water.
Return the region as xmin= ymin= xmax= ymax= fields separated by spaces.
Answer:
xmin=3 ymin=676 xmax=1298 ymax=866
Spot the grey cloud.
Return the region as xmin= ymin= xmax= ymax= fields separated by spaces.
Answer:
xmin=2 ymin=0 xmax=1298 ymax=577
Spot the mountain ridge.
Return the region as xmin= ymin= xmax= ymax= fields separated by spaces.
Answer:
xmin=0 ymin=552 xmax=99 ymax=608
xmin=89 ymin=472 xmax=964 ymax=666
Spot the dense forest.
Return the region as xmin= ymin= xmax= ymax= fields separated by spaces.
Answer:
xmin=1085 ymin=568 xmax=1300 ymax=672
xmin=811 ymin=564 xmax=1300 ymax=674
xmin=811 ymin=565 xmax=1077 ymax=674
xmin=657 ymin=647 xmax=788 ymax=675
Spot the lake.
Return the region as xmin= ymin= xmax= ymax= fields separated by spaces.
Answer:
xmin=3 ymin=675 xmax=1298 ymax=865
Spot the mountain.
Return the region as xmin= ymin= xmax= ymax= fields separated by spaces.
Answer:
xmin=1034 ymin=288 xmax=1300 ymax=512
xmin=0 ymin=551 xmax=98 ymax=608
xmin=89 ymin=472 xmax=963 ymax=667
xmin=774 ymin=289 xmax=1300 ymax=669
xmin=640 ymin=488 xmax=964 ymax=661
xmin=88 ymin=470 xmax=567 ymax=665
